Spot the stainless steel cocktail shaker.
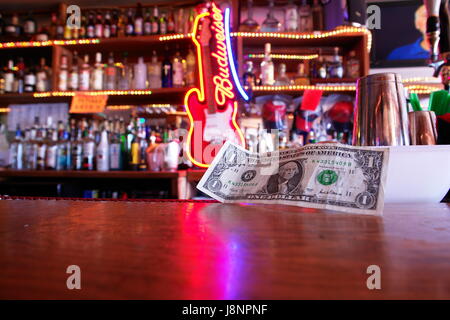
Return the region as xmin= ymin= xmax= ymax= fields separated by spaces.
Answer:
xmin=352 ymin=73 xmax=410 ymax=146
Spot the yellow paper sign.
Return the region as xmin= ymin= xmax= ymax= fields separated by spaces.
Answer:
xmin=70 ymin=94 xmax=108 ymax=113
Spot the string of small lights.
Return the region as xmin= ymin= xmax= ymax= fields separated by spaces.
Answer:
xmin=33 ymin=90 xmax=153 ymax=98
xmin=246 ymin=53 xmax=319 ymax=60
xmin=158 ymin=33 xmax=193 ymax=41
xmin=0 ymin=28 xmax=371 ymax=50
xmin=250 ymin=84 xmax=357 ymax=91
xmin=231 ymin=27 xmax=373 ymax=51
xmin=0 ymin=39 xmax=100 ymax=49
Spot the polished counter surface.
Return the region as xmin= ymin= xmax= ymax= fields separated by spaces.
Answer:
xmin=0 ymin=199 xmax=449 ymax=299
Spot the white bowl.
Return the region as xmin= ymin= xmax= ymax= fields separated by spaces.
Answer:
xmin=381 ymin=145 xmax=450 ymax=203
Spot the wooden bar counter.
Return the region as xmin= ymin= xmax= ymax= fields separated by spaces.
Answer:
xmin=0 ymin=199 xmax=449 ymax=299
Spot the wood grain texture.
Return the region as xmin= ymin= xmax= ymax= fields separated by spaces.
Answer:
xmin=0 ymin=200 xmax=449 ymax=299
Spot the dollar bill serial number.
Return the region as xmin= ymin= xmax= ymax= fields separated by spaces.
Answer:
xmin=182 ymin=304 xmax=268 ymax=317
xmin=310 ymin=159 xmax=353 ymax=167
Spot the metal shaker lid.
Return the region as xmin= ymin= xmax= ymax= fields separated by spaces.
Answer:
xmin=357 ymin=73 xmax=403 ymax=86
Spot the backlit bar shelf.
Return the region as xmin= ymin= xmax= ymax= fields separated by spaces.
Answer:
xmin=232 ymin=27 xmax=372 ymax=51
xmin=0 ymin=28 xmax=370 ymax=50
xmin=0 ymin=88 xmax=190 ymax=106
xmin=0 ymin=34 xmax=191 ymax=50
xmin=250 ymin=84 xmax=357 ymax=94
xmin=245 ymin=53 xmax=319 ymax=60
xmin=249 ymin=83 xmax=442 ymax=95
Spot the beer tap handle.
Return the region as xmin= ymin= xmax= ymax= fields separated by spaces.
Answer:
xmin=424 ymin=0 xmax=442 ymax=61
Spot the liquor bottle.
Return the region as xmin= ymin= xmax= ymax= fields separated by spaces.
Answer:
xmin=148 ymin=50 xmax=162 ymax=89
xmin=285 ymin=0 xmax=299 ymax=32
xmin=242 ymin=60 xmax=256 ymax=88
xmin=69 ymin=51 xmax=79 ymax=91
xmin=16 ymin=57 xmax=25 ymax=94
xmin=23 ymin=128 xmax=36 ymax=170
xmin=86 ymin=12 xmax=95 ymax=38
xmin=133 ymin=56 xmax=147 ymax=90
xmin=58 ymin=54 xmax=69 ymax=91
xmin=79 ymin=15 xmax=87 ymax=39
xmin=134 ymin=3 xmax=144 ymax=36
xmin=0 ymin=124 xmax=9 ymax=168
xmin=94 ymin=11 xmax=103 ymax=38
xmin=159 ymin=12 xmax=168 ymax=35
xmin=118 ymin=52 xmax=132 ymax=90
xmin=187 ymin=8 xmax=195 ymax=34
xmin=261 ymin=0 xmax=281 ymax=32
xmin=50 ymin=13 xmax=58 ymax=39
xmin=240 ymin=0 xmax=259 ymax=32
xmin=9 ymin=125 xmax=24 ymax=169
xmin=119 ymin=117 xmax=128 ymax=170
xmin=105 ymin=52 xmax=117 ymax=90
xmin=312 ymin=0 xmax=324 ymax=31
xmin=329 ymin=47 xmax=344 ymax=79
xmin=35 ymin=26 xmax=49 ymax=41
xmin=56 ymin=123 xmax=69 ymax=170
xmin=318 ymin=57 xmax=327 ymax=79
xmin=185 ymin=46 xmax=196 ymax=86
xmin=346 ymin=51 xmax=360 ymax=79
xmin=275 ymin=63 xmax=291 ymax=85
xmin=64 ymin=13 xmax=72 ymax=40
xmin=4 ymin=60 xmax=15 ymax=93
xmin=175 ymin=8 xmax=185 ymax=34
xmin=161 ymin=46 xmax=173 ymax=88
xmin=111 ymin=10 xmax=119 ymax=37
xmin=4 ymin=13 xmax=21 ymax=37
xmin=293 ymin=62 xmax=310 ymax=85
xmin=96 ymin=126 xmax=110 ymax=171
xmin=167 ymin=10 xmax=175 ymax=33
xmin=82 ymin=125 xmax=95 ymax=170
xmin=45 ymin=129 xmax=58 ymax=170
xmin=109 ymin=130 xmax=122 ymax=170
xmin=138 ymin=124 xmax=148 ymax=171
xmin=172 ymin=49 xmax=184 ymax=87
xmin=92 ymin=52 xmax=104 ymax=90
xmin=125 ymin=9 xmax=134 ymax=36
xmin=129 ymin=129 xmax=140 ymax=171
xmin=117 ymin=9 xmax=126 ymax=37
xmin=36 ymin=126 xmax=47 ymax=170
xmin=36 ymin=57 xmax=51 ymax=92
xmin=24 ymin=11 xmax=37 ymax=37
xmin=24 ymin=61 xmax=36 ymax=92
xmin=71 ymin=127 xmax=83 ymax=170
xmin=79 ymin=54 xmax=91 ymax=91
xmin=71 ymin=16 xmax=79 ymax=40
xmin=260 ymin=43 xmax=274 ymax=85
xmin=298 ymin=0 xmax=313 ymax=32
xmin=144 ymin=8 xmax=152 ymax=35
xmin=151 ymin=7 xmax=160 ymax=35
xmin=103 ymin=11 xmax=112 ymax=38
xmin=56 ymin=15 xmax=65 ymax=40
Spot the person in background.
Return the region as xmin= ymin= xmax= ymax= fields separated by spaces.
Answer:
xmin=387 ymin=5 xmax=430 ymax=60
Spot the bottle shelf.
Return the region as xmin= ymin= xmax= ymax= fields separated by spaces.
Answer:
xmin=0 ymin=88 xmax=191 ymax=107
xmin=0 ymin=34 xmax=191 ymax=50
xmin=233 ymin=28 xmax=371 ymax=50
xmin=249 ymin=84 xmax=356 ymax=95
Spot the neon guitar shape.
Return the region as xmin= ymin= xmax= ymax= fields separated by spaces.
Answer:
xmin=184 ymin=4 xmax=245 ymax=168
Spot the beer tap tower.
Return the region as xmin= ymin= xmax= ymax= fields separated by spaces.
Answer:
xmin=425 ymin=0 xmax=450 ymax=90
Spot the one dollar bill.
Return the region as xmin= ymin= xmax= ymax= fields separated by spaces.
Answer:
xmin=197 ymin=141 xmax=390 ymax=215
